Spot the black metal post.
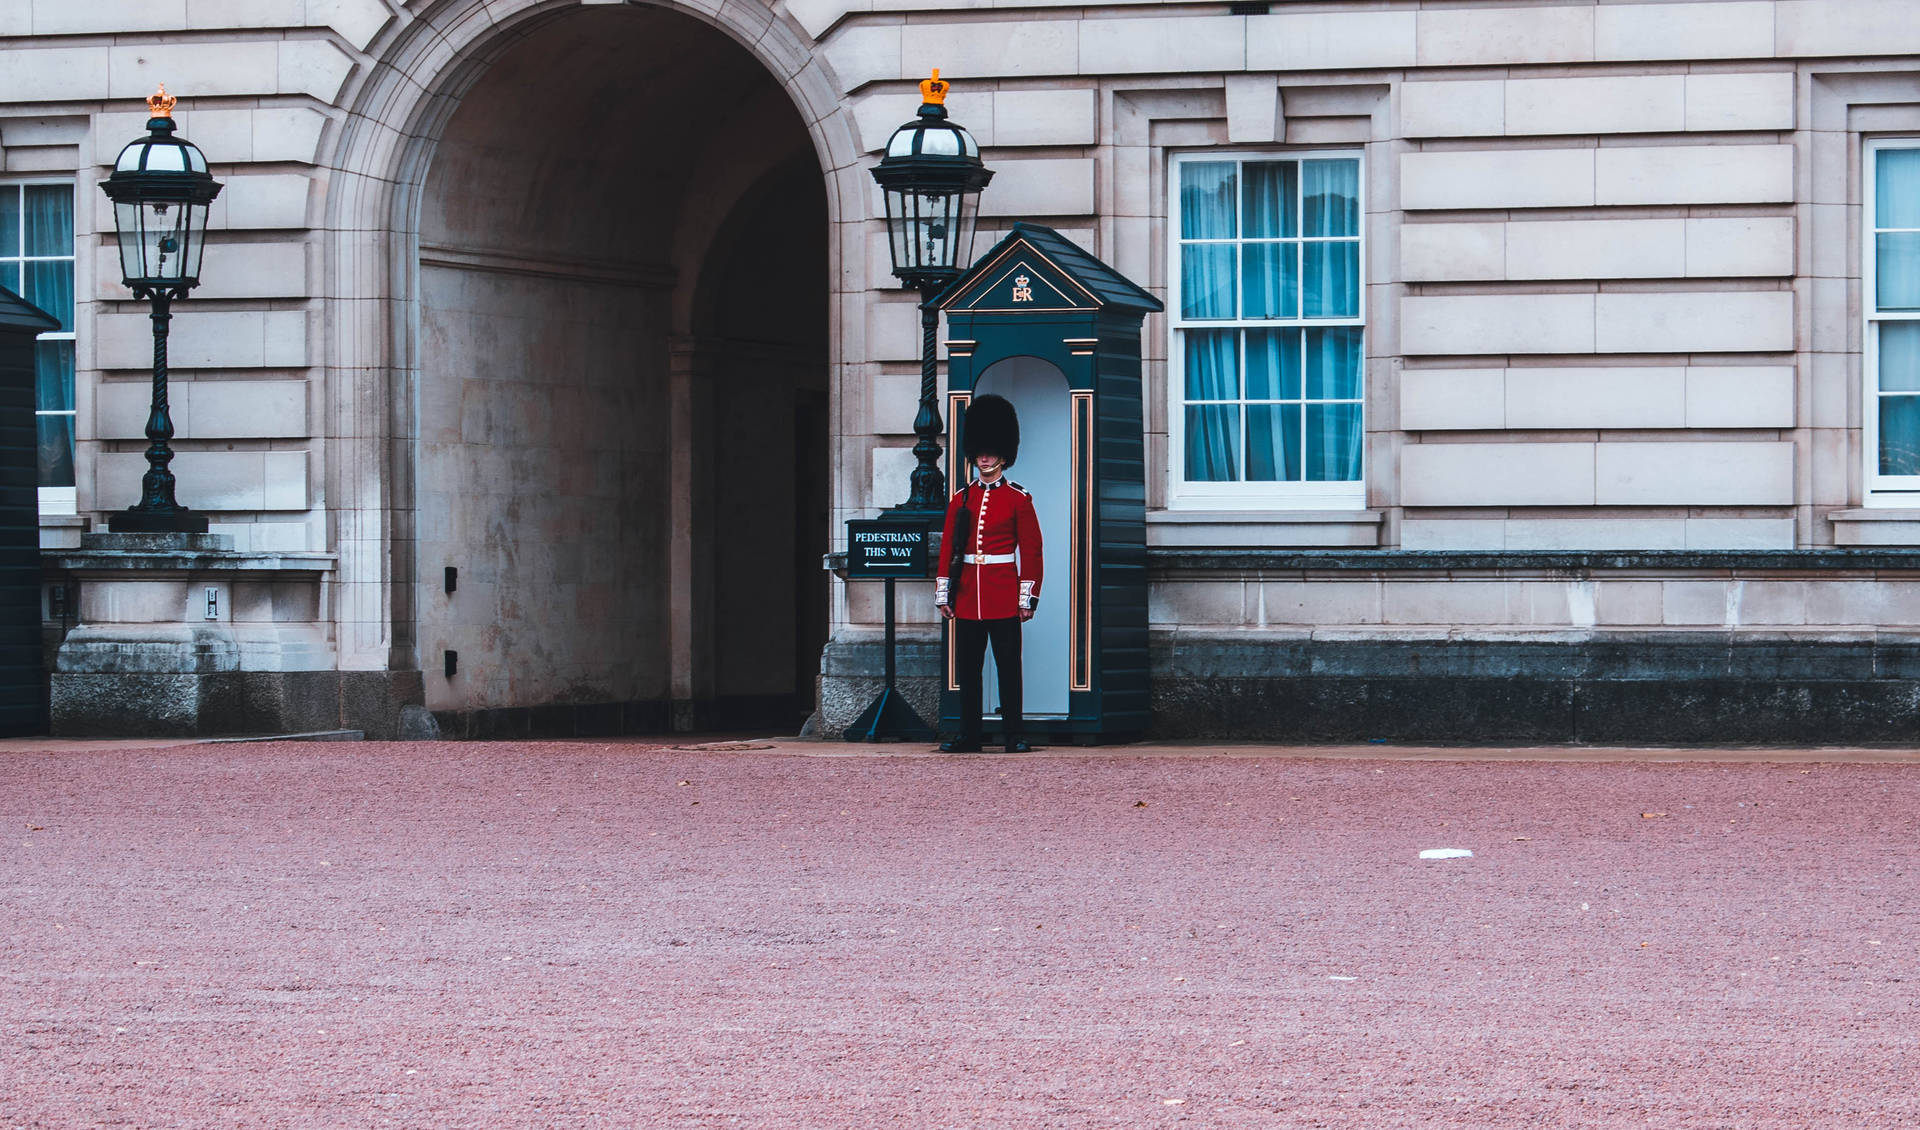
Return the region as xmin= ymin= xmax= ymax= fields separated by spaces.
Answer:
xmin=841 ymin=575 xmax=933 ymax=742
xmin=900 ymin=285 xmax=948 ymax=515
xmin=109 ymin=286 xmax=207 ymax=533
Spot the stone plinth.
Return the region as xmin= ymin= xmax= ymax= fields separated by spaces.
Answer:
xmin=45 ymin=532 xmax=423 ymax=737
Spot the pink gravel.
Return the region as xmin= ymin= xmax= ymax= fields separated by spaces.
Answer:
xmin=2 ymin=740 xmax=1917 ymax=1128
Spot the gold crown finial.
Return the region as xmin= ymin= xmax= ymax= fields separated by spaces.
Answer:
xmin=147 ymin=84 xmax=176 ymax=119
xmin=920 ymin=68 xmax=949 ymax=106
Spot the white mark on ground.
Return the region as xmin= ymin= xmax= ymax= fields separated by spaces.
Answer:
xmin=1419 ymin=848 xmax=1473 ymax=860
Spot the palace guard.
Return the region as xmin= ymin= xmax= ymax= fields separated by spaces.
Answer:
xmin=935 ymin=394 xmax=1043 ymax=753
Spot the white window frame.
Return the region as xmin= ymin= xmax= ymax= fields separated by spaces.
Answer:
xmin=1167 ymin=148 xmax=1367 ymax=511
xmin=1865 ymin=138 xmax=1920 ymax=506
xmin=0 ymin=179 xmax=78 ymax=516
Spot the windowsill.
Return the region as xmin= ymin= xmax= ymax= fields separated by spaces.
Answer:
xmin=1148 ymin=509 xmax=1382 ymax=548
xmin=1830 ymin=508 xmax=1920 ymax=547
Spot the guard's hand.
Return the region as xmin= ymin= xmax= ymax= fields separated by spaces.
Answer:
xmin=938 ymin=605 xmax=956 ymax=620
xmin=1018 ymin=608 xmax=1034 ymax=622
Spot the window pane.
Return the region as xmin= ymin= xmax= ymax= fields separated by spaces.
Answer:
xmin=1242 ymin=161 xmax=1297 ymax=239
xmin=1303 ymin=241 xmax=1360 ymax=318
xmin=1306 ymin=327 xmax=1363 ymax=400
xmin=1247 ymin=404 xmax=1301 ymax=482
xmin=1306 ymin=402 xmax=1363 ymax=482
xmin=1882 ymin=322 xmax=1920 ymax=392
xmin=1180 ymin=162 xmax=1237 ymax=240
xmin=25 ymin=260 xmax=72 ymax=331
xmin=1877 ymin=148 xmax=1920 ymax=230
xmin=1240 ymin=242 xmax=1297 ymax=319
xmin=1245 ymin=329 xmax=1301 ymax=400
xmin=0 ymin=188 xmax=16 ymax=258
xmin=1877 ymin=232 xmax=1920 ymax=312
xmin=1185 ymin=405 xmax=1241 ymax=482
xmin=1183 ymin=329 xmax=1239 ymax=400
xmin=23 ymin=185 xmax=72 ymax=258
xmin=1180 ymin=243 xmax=1236 ymax=319
xmin=1303 ymin=159 xmax=1360 ymax=238
xmin=1881 ymin=397 xmax=1920 ymax=476
xmin=0 ymin=262 xmax=17 ymax=294
xmin=36 ymin=413 xmax=75 ymax=489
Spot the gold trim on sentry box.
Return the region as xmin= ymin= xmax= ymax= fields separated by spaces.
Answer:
xmin=944 ymin=339 xmax=976 ymax=357
xmin=1064 ymin=338 xmax=1098 ymax=356
xmin=1071 ymin=391 xmax=1094 ymax=692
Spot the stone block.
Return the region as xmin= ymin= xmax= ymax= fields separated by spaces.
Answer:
xmin=309 ymin=0 xmax=395 ymax=49
xmin=1685 ymin=518 xmax=1794 ymax=550
xmin=900 ymin=21 xmax=1078 ymax=81
xmin=1399 ymin=80 xmax=1504 ymax=139
xmin=1660 ymin=581 xmax=1728 ymax=626
xmin=1224 ymin=76 xmax=1280 ymax=145
xmin=1382 ymin=580 xmax=1511 ymax=626
xmin=1505 ymin=75 xmax=1685 ymax=137
xmin=1685 ymin=217 xmax=1794 ymax=278
xmin=1080 ymin=16 xmax=1244 ymax=75
xmin=1261 ymin=581 xmax=1382 ymax=626
xmin=1400 ymin=148 xmax=1595 ymax=211
xmin=1684 ymin=366 xmax=1795 ymax=428
xmin=1401 ymin=294 xmax=1595 ymax=356
xmin=1777 ymin=0 xmax=1920 ymax=58
xmin=213 ymin=174 xmax=313 ymax=230
xmin=0 ymin=48 xmax=110 ymax=103
xmin=277 ymin=39 xmax=356 ymax=103
xmin=867 ymin=300 xmax=918 ymax=363
xmin=1399 ymin=223 xmax=1504 ymax=283
xmin=823 ymin=25 xmax=905 ymax=98
xmin=1150 ymin=581 xmax=1247 ymax=626
xmin=1505 ymin=518 xmax=1686 ymax=551
xmin=1399 ymin=519 xmax=1504 ymax=550
xmin=1594 ymin=290 xmax=1794 ymax=354
xmin=993 ymin=89 xmax=1097 ymax=148
xmin=1246 ymin=10 xmax=1416 ymax=71
xmin=868 ymin=372 xmax=921 ymax=436
xmin=1399 ymin=368 xmax=1504 ymax=431
xmin=978 ymin=158 xmax=1095 ymax=218
xmin=1401 ymin=442 xmax=1595 ymax=507
xmin=95 ymin=310 xmax=303 ymax=371
xmin=1506 ymin=367 xmax=1685 ymax=430
xmin=870 ymin=445 xmax=916 ymax=511
xmin=1595 ymin=1 xmax=1776 ymax=62
xmin=1684 ymin=72 xmax=1796 ymax=133
xmin=186 ymin=241 xmax=310 ymax=301
xmin=252 ymin=107 xmax=330 ymax=164
xmin=1416 ymin=4 xmax=1593 ymax=67
xmin=186 ymin=0 xmax=305 ymax=29
xmin=1596 ymin=145 xmax=1794 ymax=206
xmin=95 ymin=450 xmax=309 ymax=511
xmin=1592 ymin=580 xmax=1663 ymax=624
xmin=1594 ymin=441 xmax=1794 ymax=505
xmin=110 ymin=43 xmax=279 ymax=100
xmin=1505 ymin=219 xmax=1685 ymax=281
xmin=262 ymin=452 xmax=309 ymax=511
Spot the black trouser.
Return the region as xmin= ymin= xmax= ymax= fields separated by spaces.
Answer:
xmin=955 ymin=616 xmax=1023 ymax=741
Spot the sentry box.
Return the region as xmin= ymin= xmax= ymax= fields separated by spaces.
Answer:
xmin=934 ymin=223 xmax=1161 ymax=744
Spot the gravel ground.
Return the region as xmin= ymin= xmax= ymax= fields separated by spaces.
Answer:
xmin=2 ymin=741 xmax=1916 ymax=1128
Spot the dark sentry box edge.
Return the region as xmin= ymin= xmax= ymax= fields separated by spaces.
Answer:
xmin=845 ymin=519 xmax=932 ymax=579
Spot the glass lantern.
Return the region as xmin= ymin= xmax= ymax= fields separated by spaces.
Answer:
xmin=99 ymin=86 xmax=223 ymax=294
xmin=871 ymin=70 xmax=994 ymax=291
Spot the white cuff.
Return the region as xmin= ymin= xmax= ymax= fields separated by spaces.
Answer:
xmin=934 ymin=576 xmax=951 ymax=606
xmin=1018 ymin=580 xmax=1036 ymax=611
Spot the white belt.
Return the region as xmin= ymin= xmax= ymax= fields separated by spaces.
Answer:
xmin=963 ymin=553 xmax=1016 ymax=565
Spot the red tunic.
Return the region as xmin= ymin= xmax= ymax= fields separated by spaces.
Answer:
xmin=935 ymin=478 xmax=1043 ymax=621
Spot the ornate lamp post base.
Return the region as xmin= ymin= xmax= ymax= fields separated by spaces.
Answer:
xmin=107 ymin=508 xmax=208 ymax=535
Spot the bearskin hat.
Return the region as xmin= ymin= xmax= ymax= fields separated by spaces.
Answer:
xmin=963 ymin=393 xmax=1020 ymax=467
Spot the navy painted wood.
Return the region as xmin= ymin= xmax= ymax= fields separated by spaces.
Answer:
xmin=934 ymin=225 xmax=1159 ymax=742
xmin=0 ymin=287 xmax=55 ymax=735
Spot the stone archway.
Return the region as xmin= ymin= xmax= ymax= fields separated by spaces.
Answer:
xmin=318 ymin=0 xmax=859 ymax=734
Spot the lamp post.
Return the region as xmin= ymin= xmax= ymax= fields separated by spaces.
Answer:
xmin=99 ymin=86 xmax=223 ymax=534
xmin=870 ymin=70 xmax=994 ymax=520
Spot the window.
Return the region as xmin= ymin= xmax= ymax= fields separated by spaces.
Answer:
xmin=1170 ymin=152 xmax=1364 ymax=508
xmin=0 ymin=183 xmax=76 ymax=514
xmin=1867 ymin=141 xmax=1920 ymax=501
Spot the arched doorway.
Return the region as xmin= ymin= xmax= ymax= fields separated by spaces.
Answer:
xmin=409 ymin=4 xmax=830 ymax=735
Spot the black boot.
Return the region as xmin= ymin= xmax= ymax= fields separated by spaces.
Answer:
xmin=1004 ymin=738 xmax=1032 ymax=753
xmin=940 ymin=737 xmax=982 ymax=753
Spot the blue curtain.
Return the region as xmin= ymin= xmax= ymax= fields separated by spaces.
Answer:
xmin=36 ymin=341 xmax=74 ymax=487
xmin=1242 ymin=161 xmax=1296 ymax=238
xmin=1879 ymin=151 xmax=1920 ymax=312
xmin=1180 ymin=163 xmax=1236 ymax=319
xmin=1185 ymin=330 xmax=1239 ymax=481
xmin=1241 ymin=242 xmax=1295 ymax=319
xmin=1303 ymin=160 xmax=1359 ymax=237
xmin=1306 ymin=328 xmax=1363 ymax=481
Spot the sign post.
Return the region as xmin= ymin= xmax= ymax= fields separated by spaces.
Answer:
xmin=842 ymin=518 xmax=935 ymax=741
